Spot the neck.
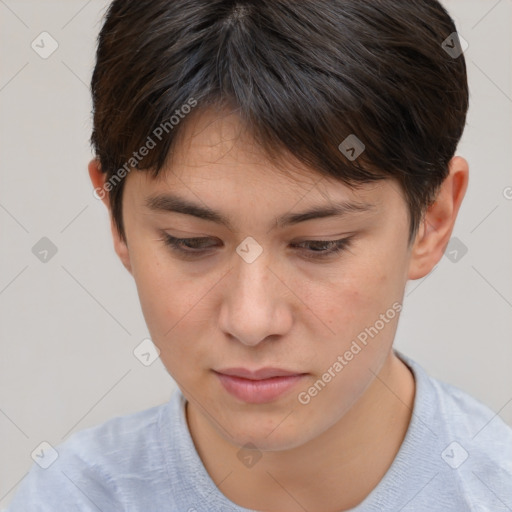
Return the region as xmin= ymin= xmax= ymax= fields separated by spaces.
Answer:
xmin=186 ymin=352 xmax=415 ymax=512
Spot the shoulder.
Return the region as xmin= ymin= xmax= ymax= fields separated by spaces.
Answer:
xmin=401 ymin=352 xmax=512 ymax=444
xmin=64 ymin=399 xmax=166 ymax=467
xmin=4 ymin=398 xmax=171 ymax=511
xmin=427 ymin=366 xmax=512 ymax=478
xmin=419 ymin=360 xmax=512 ymax=449
xmin=399 ymin=353 xmax=512 ymax=510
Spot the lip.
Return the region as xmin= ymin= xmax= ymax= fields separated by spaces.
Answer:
xmin=213 ymin=367 xmax=307 ymax=404
xmin=215 ymin=367 xmax=303 ymax=380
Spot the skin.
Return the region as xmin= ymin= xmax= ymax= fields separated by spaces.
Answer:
xmin=89 ymin=107 xmax=468 ymax=512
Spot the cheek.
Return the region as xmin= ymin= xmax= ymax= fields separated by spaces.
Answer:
xmin=133 ymin=264 xmax=205 ymax=377
xmin=131 ymin=245 xmax=200 ymax=338
xmin=301 ymin=249 xmax=405 ymax=381
xmin=308 ymin=259 xmax=399 ymax=335
xmin=130 ymin=245 xmax=226 ymax=374
xmin=296 ymin=266 xmax=403 ymax=420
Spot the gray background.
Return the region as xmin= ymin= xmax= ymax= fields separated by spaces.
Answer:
xmin=1 ymin=0 xmax=511 ymax=507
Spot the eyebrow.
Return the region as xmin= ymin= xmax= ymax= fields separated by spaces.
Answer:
xmin=144 ymin=193 xmax=376 ymax=231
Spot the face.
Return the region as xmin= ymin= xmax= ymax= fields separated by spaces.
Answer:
xmin=116 ymin=108 xmax=414 ymax=451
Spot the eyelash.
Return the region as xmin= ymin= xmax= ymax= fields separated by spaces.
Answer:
xmin=160 ymin=234 xmax=353 ymax=260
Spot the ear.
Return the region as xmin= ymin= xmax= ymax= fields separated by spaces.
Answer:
xmin=407 ymin=156 xmax=469 ymax=280
xmin=88 ymin=158 xmax=133 ymax=275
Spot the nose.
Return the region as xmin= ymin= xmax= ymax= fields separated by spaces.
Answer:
xmin=218 ymin=246 xmax=293 ymax=347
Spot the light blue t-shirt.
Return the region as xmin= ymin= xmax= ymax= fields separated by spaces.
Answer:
xmin=4 ymin=353 xmax=512 ymax=511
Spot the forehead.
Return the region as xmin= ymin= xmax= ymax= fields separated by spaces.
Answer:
xmin=164 ymin=107 xmax=321 ymax=190
xmin=125 ymin=107 xmax=404 ymax=217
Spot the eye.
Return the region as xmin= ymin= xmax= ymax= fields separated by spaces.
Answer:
xmin=291 ymin=237 xmax=353 ymax=260
xmin=161 ymin=234 xmax=219 ymax=256
xmin=160 ymin=233 xmax=354 ymax=261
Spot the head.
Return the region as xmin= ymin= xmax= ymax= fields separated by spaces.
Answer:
xmin=89 ymin=0 xmax=469 ymax=450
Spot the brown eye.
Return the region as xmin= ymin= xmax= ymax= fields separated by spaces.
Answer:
xmin=163 ymin=235 xmax=219 ymax=254
xmin=292 ymin=237 xmax=353 ymax=259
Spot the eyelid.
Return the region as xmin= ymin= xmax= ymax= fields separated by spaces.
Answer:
xmin=163 ymin=234 xmax=218 ymax=248
xmin=160 ymin=231 xmax=355 ymax=261
xmin=161 ymin=230 xmax=355 ymax=241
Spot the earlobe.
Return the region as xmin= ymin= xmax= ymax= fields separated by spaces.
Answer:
xmin=407 ymin=156 xmax=469 ymax=280
xmin=88 ymin=158 xmax=133 ymax=276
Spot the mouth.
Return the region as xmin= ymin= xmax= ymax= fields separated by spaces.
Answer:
xmin=213 ymin=367 xmax=308 ymax=404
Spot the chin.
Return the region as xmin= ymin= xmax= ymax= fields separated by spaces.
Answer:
xmin=216 ymin=412 xmax=316 ymax=452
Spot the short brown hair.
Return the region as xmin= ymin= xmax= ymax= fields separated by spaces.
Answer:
xmin=90 ymin=0 xmax=469 ymax=243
